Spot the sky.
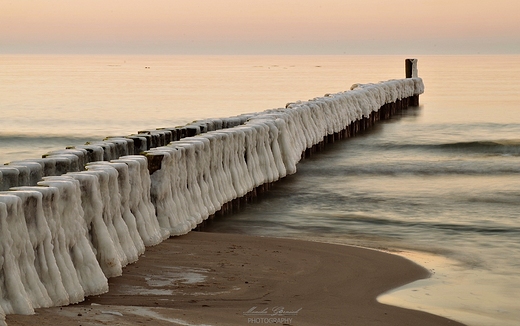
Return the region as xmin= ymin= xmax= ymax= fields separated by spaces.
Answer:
xmin=1 ymin=0 xmax=519 ymax=55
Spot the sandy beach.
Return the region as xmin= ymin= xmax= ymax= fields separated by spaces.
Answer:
xmin=7 ymin=231 xmax=464 ymax=326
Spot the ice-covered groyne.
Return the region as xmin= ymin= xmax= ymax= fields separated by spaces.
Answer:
xmin=0 ymin=67 xmax=423 ymax=324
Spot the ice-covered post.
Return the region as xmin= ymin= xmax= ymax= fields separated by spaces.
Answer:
xmin=406 ymin=58 xmax=420 ymax=106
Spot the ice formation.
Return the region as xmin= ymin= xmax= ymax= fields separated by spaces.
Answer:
xmin=0 ymin=77 xmax=423 ymax=323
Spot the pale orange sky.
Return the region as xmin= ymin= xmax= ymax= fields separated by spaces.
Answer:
xmin=1 ymin=0 xmax=519 ymax=54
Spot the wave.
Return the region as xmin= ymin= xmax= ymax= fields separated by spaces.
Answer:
xmin=434 ymin=139 xmax=520 ymax=154
xmin=302 ymin=161 xmax=520 ymax=176
xmin=324 ymin=213 xmax=520 ymax=235
xmin=373 ymin=139 xmax=520 ymax=156
xmin=0 ymin=133 xmax=97 ymax=141
xmin=306 ymin=139 xmax=520 ymax=176
xmin=0 ymin=134 xmax=98 ymax=151
xmin=0 ymin=134 xmax=101 ymax=164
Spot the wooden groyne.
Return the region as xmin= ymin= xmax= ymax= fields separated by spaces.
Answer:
xmin=0 ymin=59 xmax=423 ymax=324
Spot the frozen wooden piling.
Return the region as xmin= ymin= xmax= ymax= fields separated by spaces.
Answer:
xmin=0 ymin=59 xmax=423 ymax=321
xmin=406 ymin=58 xmax=420 ymax=106
xmin=297 ymin=59 xmax=421 ymax=161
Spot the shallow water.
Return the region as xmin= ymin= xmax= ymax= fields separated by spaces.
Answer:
xmin=1 ymin=54 xmax=519 ymax=325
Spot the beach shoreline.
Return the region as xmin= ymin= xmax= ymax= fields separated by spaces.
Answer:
xmin=7 ymin=231 xmax=465 ymax=326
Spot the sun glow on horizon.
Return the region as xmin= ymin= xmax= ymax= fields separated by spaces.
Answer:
xmin=1 ymin=0 xmax=519 ymax=55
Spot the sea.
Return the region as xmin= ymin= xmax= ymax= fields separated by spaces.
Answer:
xmin=1 ymin=54 xmax=519 ymax=326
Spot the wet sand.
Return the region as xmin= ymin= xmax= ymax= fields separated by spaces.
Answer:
xmin=7 ymin=232 xmax=465 ymax=326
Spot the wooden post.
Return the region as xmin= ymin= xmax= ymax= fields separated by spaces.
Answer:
xmin=406 ymin=59 xmax=420 ymax=106
xmin=405 ymin=59 xmax=418 ymax=78
xmin=144 ymin=152 xmax=164 ymax=174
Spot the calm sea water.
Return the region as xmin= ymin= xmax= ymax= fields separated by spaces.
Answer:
xmin=1 ymin=55 xmax=519 ymax=325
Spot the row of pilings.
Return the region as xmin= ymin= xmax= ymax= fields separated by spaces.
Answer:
xmin=197 ymin=93 xmax=420 ymax=230
xmin=0 ymin=95 xmax=419 ymax=192
xmin=0 ymin=117 xmax=249 ymax=190
xmin=0 ymin=68 xmax=423 ymax=323
xmin=1 ymin=93 xmax=420 ymax=222
xmin=302 ymin=95 xmax=419 ymax=159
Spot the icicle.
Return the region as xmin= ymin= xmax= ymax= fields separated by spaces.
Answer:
xmin=113 ymin=156 xmax=165 ymax=245
xmin=189 ymin=136 xmax=221 ymax=214
xmin=236 ymin=126 xmax=263 ymax=189
xmin=87 ymin=162 xmax=142 ymax=264
xmin=210 ymin=130 xmax=242 ymax=200
xmin=161 ymin=144 xmax=202 ymax=229
xmin=37 ymin=177 xmax=108 ymax=297
xmin=95 ymin=161 xmax=145 ymax=256
xmin=64 ymin=172 xmax=123 ymax=278
xmin=0 ymin=194 xmax=52 ymax=310
xmin=7 ymin=190 xmax=69 ymax=306
xmin=0 ymin=201 xmax=33 ymax=315
xmin=10 ymin=185 xmax=85 ymax=304
xmin=145 ymin=148 xmax=183 ymax=235
xmin=199 ymin=133 xmax=228 ymax=208
xmin=173 ymin=142 xmax=208 ymax=223
xmin=175 ymin=139 xmax=216 ymax=216
xmin=206 ymin=131 xmax=237 ymax=203
xmin=81 ymin=165 xmax=129 ymax=269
